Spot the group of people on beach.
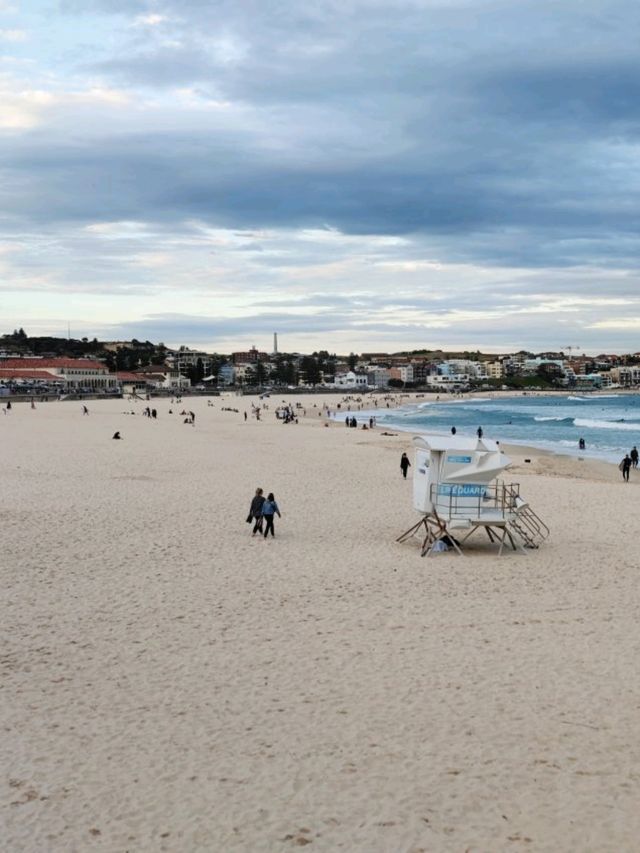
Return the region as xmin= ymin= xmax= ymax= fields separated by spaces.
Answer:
xmin=247 ymin=488 xmax=282 ymax=538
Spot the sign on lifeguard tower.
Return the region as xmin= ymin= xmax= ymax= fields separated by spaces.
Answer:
xmin=399 ymin=434 xmax=549 ymax=556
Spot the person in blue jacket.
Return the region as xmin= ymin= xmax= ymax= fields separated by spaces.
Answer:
xmin=261 ymin=493 xmax=281 ymax=538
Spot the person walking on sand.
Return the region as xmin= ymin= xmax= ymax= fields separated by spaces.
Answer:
xmin=631 ymin=446 xmax=639 ymax=469
xmin=82 ymin=404 xmax=89 ymax=415
xmin=248 ymin=488 xmax=266 ymax=536
xmin=477 ymin=426 xmax=483 ymax=439
xmin=400 ymin=452 xmax=411 ymax=479
xmin=262 ymin=493 xmax=281 ymax=539
xmin=620 ymin=454 xmax=632 ymax=482
xmin=451 ymin=426 xmax=456 ymax=435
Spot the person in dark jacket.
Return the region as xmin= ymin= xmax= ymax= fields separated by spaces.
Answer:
xmin=630 ymin=446 xmax=639 ymax=468
xmin=248 ymin=488 xmax=265 ymax=535
xmin=400 ymin=452 xmax=411 ymax=479
xmin=620 ymin=454 xmax=632 ymax=482
xmin=261 ymin=493 xmax=281 ymax=538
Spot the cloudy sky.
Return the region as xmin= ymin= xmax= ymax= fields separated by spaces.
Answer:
xmin=1 ymin=0 xmax=639 ymax=354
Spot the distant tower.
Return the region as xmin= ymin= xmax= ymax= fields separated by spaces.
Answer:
xmin=273 ymin=332 xmax=278 ymax=355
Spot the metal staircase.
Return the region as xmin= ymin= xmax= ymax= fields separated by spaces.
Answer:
xmin=508 ymin=505 xmax=550 ymax=549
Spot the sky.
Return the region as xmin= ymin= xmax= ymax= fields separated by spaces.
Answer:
xmin=1 ymin=0 xmax=640 ymax=354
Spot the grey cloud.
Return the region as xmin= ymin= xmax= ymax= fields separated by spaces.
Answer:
xmin=5 ymin=127 xmax=640 ymax=269
xmin=4 ymin=0 xmax=640 ymax=353
xmin=103 ymin=308 xmax=639 ymax=354
xmin=109 ymin=311 xmax=355 ymax=342
xmin=94 ymin=45 xmax=219 ymax=88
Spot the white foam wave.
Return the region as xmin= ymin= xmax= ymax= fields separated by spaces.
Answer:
xmin=574 ymin=418 xmax=640 ymax=431
xmin=433 ymin=397 xmax=493 ymax=405
xmin=568 ymin=394 xmax=620 ymax=401
xmin=534 ymin=415 xmax=571 ymax=422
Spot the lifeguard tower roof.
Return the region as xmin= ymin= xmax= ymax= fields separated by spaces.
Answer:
xmin=413 ymin=434 xmax=501 ymax=453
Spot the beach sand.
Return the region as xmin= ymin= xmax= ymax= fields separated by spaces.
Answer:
xmin=2 ymin=394 xmax=640 ymax=852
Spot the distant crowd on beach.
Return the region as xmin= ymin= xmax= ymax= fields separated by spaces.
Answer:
xmin=7 ymin=392 xmax=640 ymax=488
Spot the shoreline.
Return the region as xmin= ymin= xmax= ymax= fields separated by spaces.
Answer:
xmin=321 ymin=396 xmax=627 ymax=470
xmin=5 ymin=388 xmax=631 ymax=470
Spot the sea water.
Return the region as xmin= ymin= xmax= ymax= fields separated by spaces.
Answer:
xmin=343 ymin=394 xmax=640 ymax=463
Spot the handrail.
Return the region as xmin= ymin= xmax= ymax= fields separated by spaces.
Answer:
xmin=428 ymin=481 xmax=522 ymax=520
xmin=513 ymin=506 xmax=550 ymax=540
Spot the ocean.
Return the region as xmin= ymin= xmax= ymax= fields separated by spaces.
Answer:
xmin=345 ymin=393 xmax=640 ymax=463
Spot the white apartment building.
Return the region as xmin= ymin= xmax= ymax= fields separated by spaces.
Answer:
xmin=427 ymin=374 xmax=471 ymax=390
xmin=235 ymin=363 xmax=258 ymax=383
xmin=486 ymin=360 xmax=505 ymax=379
xmin=610 ymin=366 xmax=640 ymax=386
xmin=389 ymin=365 xmax=414 ymax=384
xmin=332 ymin=371 xmax=369 ymax=388
xmin=171 ymin=347 xmax=214 ymax=375
xmin=443 ymin=359 xmax=487 ymax=378
xmin=134 ymin=364 xmax=189 ymax=389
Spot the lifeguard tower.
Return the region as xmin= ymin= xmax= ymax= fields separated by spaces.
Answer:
xmin=397 ymin=434 xmax=549 ymax=556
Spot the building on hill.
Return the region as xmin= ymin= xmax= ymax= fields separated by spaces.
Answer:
xmin=331 ymin=371 xmax=369 ymax=388
xmin=0 ymin=357 xmax=116 ymax=390
xmin=486 ymin=360 xmax=505 ymax=379
xmin=169 ymin=347 xmax=215 ymax=375
xmin=361 ymin=353 xmax=391 ymax=363
xmin=232 ymin=347 xmax=268 ymax=364
xmin=134 ymin=364 xmax=188 ymax=389
xmin=367 ymin=366 xmax=391 ymax=387
xmin=102 ymin=341 xmax=138 ymax=352
xmin=389 ymin=365 xmax=414 ymax=384
xmin=610 ymin=366 xmax=640 ymax=387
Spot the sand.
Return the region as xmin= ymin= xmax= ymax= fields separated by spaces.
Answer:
xmin=2 ymin=393 xmax=640 ymax=852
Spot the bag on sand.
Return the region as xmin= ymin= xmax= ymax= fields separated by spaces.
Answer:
xmin=246 ymin=513 xmax=253 ymax=523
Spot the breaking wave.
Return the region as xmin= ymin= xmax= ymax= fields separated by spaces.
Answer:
xmin=567 ymin=394 xmax=620 ymax=401
xmin=574 ymin=418 xmax=640 ymax=431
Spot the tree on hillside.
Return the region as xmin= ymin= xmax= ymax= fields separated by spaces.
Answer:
xmin=255 ymin=360 xmax=267 ymax=385
xmin=300 ymin=355 xmax=320 ymax=385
